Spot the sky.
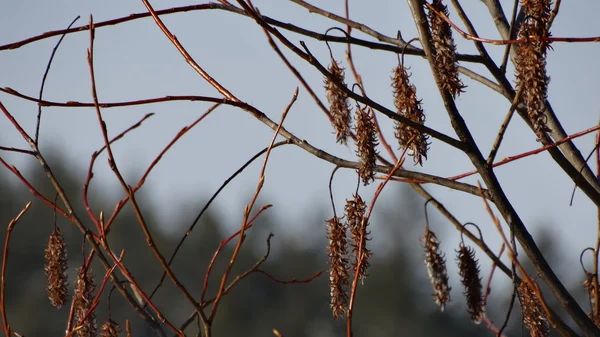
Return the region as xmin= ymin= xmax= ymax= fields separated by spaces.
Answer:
xmin=1 ymin=0 xmax=600 ymax=291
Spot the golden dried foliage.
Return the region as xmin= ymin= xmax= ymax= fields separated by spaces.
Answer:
xmin=457 ymin=244 xmax=485 ymax=323
xmin=74 ymin=267 xmax=97 ymax=337
xmin=518 ymin=281 xmax=550 ymax=337
xmin=392 ymin=65 xmax=429 ymax=165
xmin=101 ymin=319 xmax=121 ymax=337
xmin=354 ymin=105 xmax=379 ymax=185
xmin=423 ymin=229 xmax=451 ymax=311
xmin=345 ymin=194 xmax=371 ymax=282
xmin=515 ymin=0 xmax=552 ymax=138
xmin=427 ymin=0 xmax=465 ymax=97
xmin=44 ymin=226 xmax=69 ymax=309
xmin=326 ymin=217 xmax=349 ymax=318
xmin=325 ymin=60 xmax=352 ymax=144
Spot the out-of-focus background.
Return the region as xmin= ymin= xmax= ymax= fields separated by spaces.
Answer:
xmin=1 ymin=1 xmax=599 ymax=336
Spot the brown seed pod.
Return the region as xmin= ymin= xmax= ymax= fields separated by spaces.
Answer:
xmin=517 ymin=281 xmax=550 ymax=337
xmin=354 ymin=105 xmax=379 ymax=185
xmin=101 ymin=319 xmax=121 ymax=337
xmin=515 ymin=0 xmax=552 ymax=139
xmin=344 ymin=194 xmax=371 ymax=282
xmin=325 ymin=60 xmax=352 ymax=144
xmin=74 ymin=267 xmax=97 ymax=337
xmin=457 ymin=244 xmax=485 ymax=323
xmin=427 ymin=0 xmax=465 ymax=98
xmin=392 ymin=65 xmax=429 ymax=165
xmin=44 ymin=226 xmax=69 ymax=309
xmin=326 ymin=217 xmax=349 ymax=318
xmin=422 ymin=229 xmax=451 ymax=310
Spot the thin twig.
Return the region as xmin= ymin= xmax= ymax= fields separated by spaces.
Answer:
xmin=0 ymin=202 xmax=31 ymax=337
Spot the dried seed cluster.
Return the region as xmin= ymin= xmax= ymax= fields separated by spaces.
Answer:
xmin=518 ymin=281 xmax=549 ymax=337
xmin=427 ymin=0 xmax=465 ymax=98
xmin=326 ymin=217 xmax=349 ymax=318
xmin=423 ymin=229 xmax=450 ymax=311
xmin=515 ymin=0 xmax=552 ymax=139
xmin=44 ymin=226 xmax=69 ymax=309
xmin=325 ymin=60 xmax=352 ymax=144
xmin=392 ymin=66 xmax=429 ymax=165
xmin=345 ymin=194 xmax=371 ymax=282
xmin=354 ymin=105 xmax=379 ymax=185
xmin=74 ymin=267 xmax=97 ymax=337
xmin=457 ymin=244 xmax=485 ymax=323
xmin=101 ymin=319 xmax=121 ymax=337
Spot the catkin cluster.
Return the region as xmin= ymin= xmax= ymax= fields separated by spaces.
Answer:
xmin=325 ymin=60 xmax=352 ymax=145
xmin=44 ymin=226 xmax=69 ymax=309
xmin=354 ymin=105 xmax=378 ymax=185
xmin=392 ymin=65 xmax=429 ymax=165
xmin=326 ymin=217 xmax=349 ymax=318
xmin=74 ymin=267 xmax=98 ymax=337
xmin=423 ymin=229 xmax=451 ymax=310
xmin=518 ymin=281 xmax=550 ymax=337
xmin=515 ymin=0 xmax=552 ymax=138
xmin=427 ymin=0 xmax=465 ymax=97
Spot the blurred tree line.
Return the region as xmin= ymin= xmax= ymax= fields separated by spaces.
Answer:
xmin=0 ymin=151 xmax=588 ymax=337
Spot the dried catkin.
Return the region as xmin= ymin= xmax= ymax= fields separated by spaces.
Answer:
xmin=101 ymin=319 xmax=121 ymax=337
xmin=326 ymin=217 xmax=349 ymax=318
xmin=325 ymin=60 xmax=352 ymax=144
xmin=345 ymin=194 xmax=371 ymax=282
xmin=457 ymin=244 xmax=485 ymax=323
xmin=515 ymin=0 xmax=552 ymax=139
xmin=44 ymin=226 xmax=69 ymax=309
xmin=427 ymin=0 xmax=465 ymax=97
xmin=392 ymin=65 xmax=429 ymax=165
xmin=74 ymin=267 xmax=97 ymax=337
xmin=423 ymin=229 xmax=451 ymax=310
xmin=518 ymin=281 xmax=549 ymax=337
xmin=354 ymin=105 xmax=378 ymax=185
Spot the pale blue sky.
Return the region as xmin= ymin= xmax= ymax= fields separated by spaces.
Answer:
xmin=1 ymin=0 xmax=600 ymax=292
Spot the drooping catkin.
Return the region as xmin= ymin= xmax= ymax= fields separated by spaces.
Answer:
xmin=344 ymin=194 xmax=371 ymax=282
xmin=427 ymin=0 xmax=465 ymax=97
xmin=101 ymin=319 xmax=121 ymax=337
xmin=325 ymin=60 xmax=352 ymax=144
xmin=515 ymin=0 xmax=552 ymax=139
xmin=74 ymin=267 xmax=97 ymax=337
xmin=44 ymin=226 xmax=69 ymax=309
xmin=423 ymin=229 xmax=450 ymax=311
xmin=326 ymin=217 xmax=349 ymax=318
xmin=518 ymin=281 xmax=549 ymax=337
xmin=392 ymin=65 xmax=429 ymax=165
xmin=354 ymin=105 xmax=379 ymax=185
xmin=457 ymin=244 xmax=485 ymax=323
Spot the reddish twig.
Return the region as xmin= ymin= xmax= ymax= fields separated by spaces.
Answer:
xmin=208 ymin=88 xmax=297 ymax=323
xmin=83 ymin=113 xmax=154 ymax=231
xmin=449 ymin=123 xmax=600 ymax=181
xmin=0 ymin=202 xmax=32 ymax=337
